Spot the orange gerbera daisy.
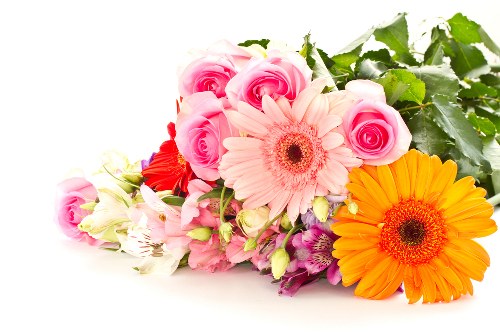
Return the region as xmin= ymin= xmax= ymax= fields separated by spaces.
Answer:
xmin=332 ymin=149 xmax=497 ymax=303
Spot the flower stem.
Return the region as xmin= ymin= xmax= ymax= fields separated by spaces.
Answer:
xmin=398 ymin=102 xmax=433 ymax=113
xmin=102 ymin=165 xmax=140 ymax=189
xmin=221 ymin=192 xmax=235 ymax=220
xmin=487 ymin=193 xmax=500 ymax=206
xmin=254 ymin=213 xmax=284 ymax=241
xmin=220 ymin=186 xmax=227 ymax=223
xmin=281 ymin=224 xmax=304 ymax=248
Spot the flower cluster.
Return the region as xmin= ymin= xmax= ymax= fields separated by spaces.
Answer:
xmin=56 ymin=13 xmax=500 ymax=303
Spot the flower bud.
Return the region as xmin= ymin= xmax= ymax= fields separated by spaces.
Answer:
xmin=312 ymin=196 xmax=330 ymax=222
xmin=243 ymin=238 xmax=257 ymax=252
xmin=236 ymin=206 xmax=270 ymax=238
xmin=219 ymin=222 xmax=233 ymax=243
xmin=271 ymin=248 xmax=290 ymax=280
xmin=187 ymin=227 xmax=212 ymax=241
xmin=280 ymin=213 xmax=293 ymax=230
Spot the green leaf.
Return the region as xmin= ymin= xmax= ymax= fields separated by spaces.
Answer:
xmin=356 ymin=59 xmax=387 ymax=79
xmin=459 ymin=82 xmax=497 ymax=99
xmin=428 ymin=94 xmax=490 ymax=172
xmin=238 ymin=39 xmax=270 ymax=48
xmin=373 ymin=13 xmax=417 ymax=65
xmin=449 ymin=148 xmax=486 ymax=181
xmin=317 ymin=48 xmax=334 ymax=69
xmin=161 ymin=196 xmax=185 ymax=206
xmin=446 ymin=13 xmax=500 ymax=57
xmin=197 ymin=187 xmax=233 ymax=202
xmin=332 ymin=28 xmax=375 ymax=68
xmin=408 ymin=65 xmax=460 ymax=102
xmin=424 ymin=43 xmax=444 ymax=65
xmin=475 ymin=105 xmax=500 ymax=132
xmin=354 ymin=49 xmax=393 ymax=79
xmin=301 ymin=34 xmax=337 ymax=89
xmin=467 ymin=112 xmax=497 ymax=136
xmin=480 ymin=74 xmax=500 ymax=90
xmin=450 ymin=41 xmax=490 ymax=78
xmin=376 ymin=69 xmax=426 ymax=105
xmin=483 ymin=137 xmax=500 ymax=194
xmin=478 ymin=27 xmax=500 ymax=57
xmin=447 ymin=13 xmax=482 ymax=44
xmin=407 ymin=110 xmax=453 ymax=155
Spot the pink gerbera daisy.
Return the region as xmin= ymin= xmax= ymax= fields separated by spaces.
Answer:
xmin=219 ymin=79 xmax=362 ymax=222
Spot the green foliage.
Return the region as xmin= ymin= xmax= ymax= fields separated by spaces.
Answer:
xmin=293 ymin=12 xmax=500 ymax=196
xmin=197 ymin=187 xmax=234 ymax=202
xmin=161 ymin=196 xmax=185 ymax=206
xmin=376 ymin=69 xmax=425 ymax=105
xmin=238 ymin=39 xmax=270 ymax=48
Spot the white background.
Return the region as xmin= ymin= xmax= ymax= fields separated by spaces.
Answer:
xmin=1 ymin=1 xmax=499 ymax=333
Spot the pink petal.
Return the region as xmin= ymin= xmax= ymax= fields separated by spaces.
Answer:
xmin=262 ymin=95 xmax=289 ymax=124
xmin=219 ymin=149 xmax=262 ymax=165
xmin=268 ymin=190 xmax=292 ymax=219
xmin=275 ymin=97 xmax=293 ymax=119
xmin=237 ymin=101 xmax=274 ymax=127
xmin=317 ymin=114 xmax=343 ymax=138
xmin=326 ymin=90 xmax=359 ymax=117
xmin=223 ymin=137 xmax=263 ymax=151
xmin=225 ymin=109 xmax=268 ymax=137
xmin=321 ymin=132 xmax=344 ymax=150
xmin=328 ymin=147 xmax=363 ymax=168
xmin=243 ymin=184 xmax=279 ymax=209
xmin=299 ymin=184 xmax=316 ymax=214
xmin=290 ymin=79 xmax=326 ymax=122
xmin=222 ymin=159 xmax=264 ymax=179
xmin=303 ymin=94 xmax=328 ymax=126
xmin=345 ymin=79 xmax=386 ymax=103
xmin=286 ymin=191 xmax=303 ymax=223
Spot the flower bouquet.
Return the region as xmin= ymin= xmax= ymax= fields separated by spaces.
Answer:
xmin=56 ymin=13 xmax=499 ymax=303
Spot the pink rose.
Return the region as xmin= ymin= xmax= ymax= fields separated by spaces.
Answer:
xmin=179 ymin=55 xmax=237 ymax=99
xmin=225 ymin=50 xmax=312 ymax=110
xmin=55 ymin=177 xmax=102 ymax=245
xmin=342 ymin=80 xmax=412 ymax=165
xmin=178 ymin=40 xmax=254 ymax=99
xmin=175 ymin=91 xmax=236 ymax=181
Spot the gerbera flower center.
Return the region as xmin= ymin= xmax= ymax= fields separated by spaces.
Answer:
xmin=263 ymin=122 xmax=326 ymax=190
xmin=380 ymin=199 xmax=447 ymax=265
xmin=277 ymin=133 xmax=314 ymax=173
xmin=398 ymin=219 xmax=425 ymax=246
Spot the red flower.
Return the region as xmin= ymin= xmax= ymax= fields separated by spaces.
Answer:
xmin=142 ymin=122 xmax=194 ymax=194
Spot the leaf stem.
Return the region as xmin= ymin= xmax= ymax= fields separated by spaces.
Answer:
xmin=398 ymin=102 xmax=433 ymax=113
xmin=487 ymin=193 xmax=500 ymax=206
xmin=102 ymin=165 xmax=140 ymax=189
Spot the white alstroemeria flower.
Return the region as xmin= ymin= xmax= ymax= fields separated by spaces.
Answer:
xmin=97 ymin=150 xmax=143 ymax=193
xmin=118 ymin=216 xmax=182 ymax=275
xmin=79 ymin=176 xmax=135 ymax=242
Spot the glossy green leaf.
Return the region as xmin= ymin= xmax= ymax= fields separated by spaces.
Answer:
xmin=447 ymin=13 xmax=482 ymax=44
xmin=408 ymin=65 xmax=459 ymax=101
xmin=373 ymin=13 xmax=417 ymax=65
xmin=459 ymin=82 xmax=497 ymax=99
xmin=376 ymin=69 xmax=425 ymax=104
xmin=161 ymin=196 xmax=185 ymax=206
xmin=238 ymin=39 xmax=270 ymax=48
xmin=450 ymin=41 xmax=490 ymax=78
xmin=467 ymin=112 xmax=497 ymax=136
xmin=429 ymin=94 xmax=490 ymax=171
xmin=407 ymin=110 xmax=452 ymax=155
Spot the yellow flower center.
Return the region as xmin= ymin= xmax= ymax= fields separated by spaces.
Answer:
xmin=380 ymin=199 xmax=447 ymax=265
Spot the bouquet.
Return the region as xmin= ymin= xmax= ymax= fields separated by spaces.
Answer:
xmin=55 ymin=13 xmax=499 ymax=303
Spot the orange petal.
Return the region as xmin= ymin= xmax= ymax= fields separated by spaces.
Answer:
xmin=377 ymin=165 xmax=399 ymax=205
